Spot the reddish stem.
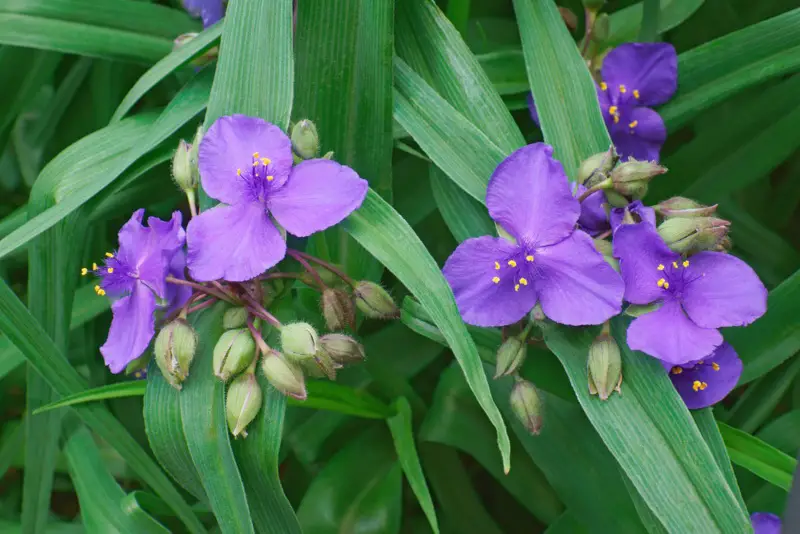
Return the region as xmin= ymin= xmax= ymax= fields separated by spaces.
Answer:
xmin=285 ymin=250 xmax=327 ymax=290
xmin=287 ymin=249 xmax=355 ymax=287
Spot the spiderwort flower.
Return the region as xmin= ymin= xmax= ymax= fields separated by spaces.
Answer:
xmin=751 ymin=512 xmax=781 ymax=534
xmin=182 ymin=0 xmax=224 ymax=28
xmin=613 ymin=222 xmax=767 ymax=364
xmin=442 ymin=144 xmax=624 ymax=327
xmin=87 ymin=210 xmax=189 ymax=373
xmin=665 ymin=343 xmax=742 ymax=409
xmin=609 ymin=200 xmax=656 ymax=230
xmin=186 ymin=115 xmax=368 ymax=282
xmin=529 ymin=43 xmax=677 ymax=161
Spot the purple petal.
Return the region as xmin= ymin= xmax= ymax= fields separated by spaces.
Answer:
xmin=628 ymin=299 xmax=723 ymax=364
xmin=199 ymin=115 xmax=293 ymax=205
xmin=533 ymin=231 xmax=624 ymax=325
xmin=183 ymin=0 xmax=224 ymax=27
xmin=665 ymin=343 xmax=742 ymax=409
xmin=187 ymin=201 xmax=286 ymax=282
xmin=682 ymin=251 xmax=767 ymax=329
xmin=442 ymin=236 xmax=536 ymax=327
xmin=269 ymin=159 xmax=368 ymax=237
xmin=751 ymin=513 xmax=782 ymax=534
xmin=575 ymin=186 xmax=610 ymax=236
xmin=100 ymin=283 xmax=156 ymax=374
xmin=527 ymin=93 xmax=539 ymax=126
xmin=601 ymin=43 xmax=678 ymax=107
xmin=165 ymin=250 xmax=192 ymax=315
xmin=613 ymin=223 xmax=679 ymax=305
xmin=610 ymin=200 xmax=656 ymax=231
xmin=486 ymin=144 xmax=579 ymax=246
xmin=612 ymin=107 xmax=666 ymax=162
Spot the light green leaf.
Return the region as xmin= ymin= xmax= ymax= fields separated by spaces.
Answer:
xmin=719 ymin=422 xmax=797 ymax=491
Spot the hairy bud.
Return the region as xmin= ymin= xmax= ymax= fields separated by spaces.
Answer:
xmin=280 ymin=322 xmax=319 ymax=363
xmin=494 ymin=337 xmax=527 ymax=379
xmin=655 ymin=197 xmax=718 ymax=219
xmin=319 ymin=334 xmax=365 ymax=364
xmin=262 ymin=351 xmax=307 ymax=400
xmin=226 ymin=372 xmax=262 ymax=438
xmin=657 ymin=217 xmax=730 ymax=254
xmin=578 ymin=147 xmax=617 ymax=186
xmin=321 ymin=288 xmax=355 ymax=331
xmin=154 ymin=319 xmax=198 ymax=390
xmin=591 ymin=13 xmax=610 ymax=44
xmin=290 ymin=119 xmax=320 ymax=160
xmin=222 ymin=307 xmax=249 ymax=329
xmin=610 ymin=159 xmax=667 ymax=199
xmin=587 ymin=333 xmax=623 ymax=400
xmin=354 ymin=281 xmax=399 ymax=319
xmin=171 ymin=139 xmax=195 ymax=192
xmin=213 ymin=329 xmax=256 ymax=382
xmin=510 ymin=378 xmax=544 ymax=435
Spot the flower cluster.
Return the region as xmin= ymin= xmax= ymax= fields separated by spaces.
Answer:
xmin=85 ymin=115 xmax=392 ymax=437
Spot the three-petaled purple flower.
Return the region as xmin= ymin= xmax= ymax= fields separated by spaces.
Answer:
xmin=95 ymin=210 xmax=190 ymax=373
xmin=182 ymin=0 xmax=224 ymax=28
xmin=664 ymin=343 xmax=742 ymax=409
xmin=187 ymin=115 xmax=368 ymax=282
xmin=529 ymin=43 xmax=677 ymax=162
xmin=751 ymin=513 xmax=781 ymax=534
xmin=442 ymin=144 xmax=624 ymax=327
xmin=614 ymin=222 xmax=766 ymax=364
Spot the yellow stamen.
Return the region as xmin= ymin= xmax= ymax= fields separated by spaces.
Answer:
xmin=671 ymin=366 xmax=683 ymax=375
xmin=633 ymin=89 xmax=640 ymax=99
xmin=92 ymin=263 xmax=98 ymax=271
xmin=514 ymin=284 xmax=520 ymax=292
xmin=519 ymin=278 xmax=528 ymax=286
xmin=525 ymin=255 xmax=534 ymax=262
xmin=98 ymin=289 xmax=106 ymax=296
xmin=657 ymin=264 xmax=665 ymax=270
xmin=253 ymin=161 xmax=259 ymax=167
xmin=260 ymin=157 xmax=271 ymax=166
xmin=252 ymin=152 xmax=260 ymax=159
xmin=663 ymin=282 xmax=670 ymax=289
xmin=492 ymin=276 xmax=500 ymax=284
xmin=673 ymin=261 xmax=679 ymax=269
xmin=507 ymin=260 xmax=517 ymax=267
xmin=600 ymin=82 xmax=608 ymax=91
xmin=712 ymin=362 xmax=720 ymax=371
xmin=657 ymin=278 xmax=665 ymax=288
xmin=692 ymin=380 xmax=702 ymax=392
xmin=628 ymin=120 xmax=638 ymax=129
xmin=94 ymin=285 xmax=101 ymax=293
xmin=267 ymin=175 xmax=274 ymax=182
xmin=700 ymin=382 xmax=708 ymax=390
xmin=619 ymin=84 xmax=627 ymax=93
xmin=683 ymin=260 xmax=690 ymax=267
xmin=107 ymin=268 xmax=114 ymax=274
xmin=613 ymin=115 xmax=620 ymax=124
xmin=105 ymin=252 xmax=113 ymax=258
xmin=608 ymin=105 xmax=618 ymax=116
xmin=494 ymin=261 xmax=500 ymax=270
xmin=80 ymin=267 xmax=88 ymax=276
xmin=697 ymin=361 xmax=704 ymax=365
xmin=237 ymin=168 xmax=243 ymax=176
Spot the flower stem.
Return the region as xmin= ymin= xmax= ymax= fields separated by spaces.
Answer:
xmin=577 ymin=178 xmax=612 ymax=202
xmin=186 ymin=190 xmax=198 ymax=218
xmin=247 ymin=317 xmax=271 ymax=361
xmin=187 ymin=298 xmax=217 ymax=315
xmin=287 ymin=249 xmax=355 ymax=287
xmin=165 ymin=276 xmax=238 ymax=304
xmin=241 ymin=292 xmax=282 ymax=329
xmin=286 ymin=251 xmax=327 ymax=290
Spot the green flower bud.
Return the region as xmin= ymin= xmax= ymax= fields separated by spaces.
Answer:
xmin=495 ymin=337 xmax=527 ymax=379
xmin=261 ymin=351 xmax=307 ymax=400
xmin=213 ymin=329 xmax=256 ymax=382
xmin=587 ymin=333 xmax=622 ymax=400
xmin=226 ymin=372 xmax=262 ymax=438
xmin=604 ymin=189 xmax=630 ymax=208
xmin=319 ymin=334 xmax=365 ymax=364
xmin=354 ymin=281 xmax=399 ymax=319
xmin=302 ymin=350 xmax=340 ymax=381
xmin=223 ymin=307 xmax=249 ymax=329
xmin=280 ymin=322 xmax=319 ymax=363
xmin=510 ymin=378 xmax=544 ymax=435
xmin=591 ymin=13 xmax=610 ymax=44
xmin=655 ymin=197 xmax=718 ymax=219
xmin=610 ymin=159 xmax=667 ymax=198
xmin=657 ymin=217 xmax=730 ymax=254
xmin=593 ymin=238 xmax=619 ymax=272
xmin=172 ymin=139 xmax=196 ymax=192
xmin=578 ymin=147 xmax=617 ymax=186
xmin=154 ymin=319 xmax=198 ymax=390
xmin=321 ymin=288 xmax=355 ymax=331
xmin=290 ymin=119 xmax=320 ymax=160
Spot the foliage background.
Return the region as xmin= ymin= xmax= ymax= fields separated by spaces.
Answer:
xmin=0 ymin=0 xmax=798 ymax=532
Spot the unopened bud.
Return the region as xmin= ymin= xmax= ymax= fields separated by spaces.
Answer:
xmin=510 ymin=378 xmax=544 ymax=435
xmin=302 ymin=350 xmax=340 ymax=380
xmin=354 ymin=281 xmax=399 ymax=319
xmin=495 ymin=337 xmax=527 ymax=379
xmin=262 ymin=351 xmax=307 ymax=400
xmin=529 ymin=303 xmax=546 ymax=323
xmin=280 ymin=322 xmax=319 ymax=363
xmin=593 ymin=238 xmax=619 ymax=272
xmin=582 ymin=0 xmax=605 ymax=11
xmin=655 ymin=197 xmax=718 ymax=219
xmin=321 ymin=288 xmax=355 ymax=331
xmin=587 ymin=333 xmax=622 ymax=400
xmin=657 ymin=217 xmax=730 ymax=254
xmin=172 ymin=140 xmax=196 ymax=192
xmin=223 ymin=307 xmax=249 ymax=329
xmin=604 ymin=189 xmax=630 ymax=208
xmin=154 ymin=319 xmax=198 ymax=390
xmin=213 ymin=329 xmax=256 ymax=382
xmin=591 ymin=13 xmax=610 ymax=44
xmin=578 ymin=147 xmax=617 ymax=186
xmin=715 ymin=235 xmax=733 ymax=252
xmin=610 ymin=159 xmax=667 ymax=199
xmin=319 ymin=334 xmax=365 ymax=364
xmin=226 ymin=372 xmax=262 ymax=438
xmin=290 ymin=120 xmax=320 ymax=160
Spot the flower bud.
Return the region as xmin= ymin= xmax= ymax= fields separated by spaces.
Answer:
xmin=593 ymin=238 xmax=619 ymax=272
xmin=261 ymin=351 xmax=307 ymax=400
xmin=657 ymin=217 xmax=730 ymax=254
xmin=222 ymin=307 xmax=249 ymax=329
xmin=290 ymin=119 xmax=320 ymax=160
xmin=319 ymin=333 xmax=365 ymax=364
xmin=154 ymin=319 xmax=198 ymax=390
xmin=604 ymin=189 xmax=629 ymax=208
xmin=510 ymin=378 xmax=544 ymax=435
xmin=172 ymin=140 xmax=196 ymax=192
xmin=280 ymin=322 xmax=319 ymax=363
xmin=303 ymin=351 xmax=340 ymax=380
xmin=354 ymin=281 xmax=399 ymax=319
xmin=321 ymin=288 xmax=355 ymax=331
xmin=494 ymin=337 xmax=527 ymax=379
xmin=226 ymin=372 xmax=262 ymax=438
xmin=578 ymin=147 xmax=617 ymax=186
xmin=655 ymin=197 xmax=718 ymax=219
xmin=582 ymin=0 xmax=605 ymax=11
xmin=591 ymin=13 xmax=610 ymax=44
xmin=610 ymin=159 xmax=667 ymax=198
xmin=529 ymin=303 xmax=546 ymax=324
xmin=213 ymin=329 xmax=256 ymax=382
xmin=587 ymin=333 xmax=622 ymax=400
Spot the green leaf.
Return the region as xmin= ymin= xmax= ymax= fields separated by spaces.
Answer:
xmin=719 ymin=422 xmax=797 ymax=491
xmin=692 ymin=409 xmax=747 ymax=511
xmin=343 ymin=189 xmax=512 ymax=472
xmin=33 ymin=381 xmax=147 ymax=415
xmin=387 ymin=397 xmax=440 ymax=534
xmin=288 ymin=380 xmax=393 ymax=419
xmin=607 ymin=0 xmax=704 ymax=46
xmin=430 ymin=167 xmax=494 ymax=243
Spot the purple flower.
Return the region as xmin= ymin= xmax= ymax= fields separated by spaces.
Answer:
xmin=610 ymin=200 xmax=656 ymax=231
xmin=664 ymin=343 xmax=742 ymax=409
xmin=573 ymin=184 xmax=610 ymax=236
xmin=529 ymin=43 xmax=677 ymax=161
xmin=95 ymin=210 xmax=189 ymax=374
xmin=613 ymin=222 xmax=766 ymax=364
xmin=187 ymin=115 xmax=368 ymax=282
xmin=751 ymin=512 xmax=781 ymax=534
xmin=442 ymin=144 xmax=624 ymax=327
xmin=183 ymin=0 xmax=224 ymax=28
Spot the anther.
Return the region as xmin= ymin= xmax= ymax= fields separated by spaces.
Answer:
xmin=107 ymin=268 xmax=114 ymax=274
xmin=514 ymin=284 xmax=520 ymax=292
xmin=494 ymin=261 xmax=500 ymax=270
xmin=507 ymin=260 xmax=517 ymax=267
xmin=657 ymin=264 xmax=665 ymax=270
xmin=98 ymin=289 xmax=106 ymax=296
xmin=237 ymin=168 xmax=243 ymax=176
xmin=712 ymin=362 xmax=720 ymax=371
xmin=633 ymin=89 xmax=640 ymax=99
xmin=519 ymin=278 xmax=528 ymax=286
xmin=80 ymin=267 xmax=88 ymax=276
xmin=525 ymin=255 xmax=534 ymax=262
xmin=252 ymin=152 xmax=260 ymax=159
xmin=267 ymin=175 xmax=274 ymax=182
xmin=261 ymin=157 xmax=271 ymax=166
xmin=657 ymin=278 xmax=665 ymax=288
xmin=492 ymin=276 xmax=500 ymax=284
xmin=92 ymin=263 xmax=98 ymax=271
xmin=692 ymin=380 xmax=702 ymax=392
xmin=105 ymin=252 xmax=113 ymax=258
xmin=600 ymin=82 xmax=608 ymax=91
xmin=619 ymin=84 xmax=627 ymax=93
xmin=670 ymin=366 xmax=683 ymax=375
xmin=663 ymin=282 xmax=670 ymax=289
xmin=628 ymin=120 xmax=638 ymax=129
xmin=608 ymin=105 xmax=618 ymax=116
xmin=94 ymin=284 xmax=101 ymax=293
xmin=683 ymin=260 xmax=690 ymax=267
xmin=672 ymin=261 xmax=679 ymax=269
xmin=613 ymin=115 xmax=620 ymax=124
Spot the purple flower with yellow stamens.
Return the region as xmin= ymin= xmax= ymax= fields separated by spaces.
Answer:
xmin=529 ymin=43 xmax=677 ymax=161
xmin=613 ymin=222 xmax=766 ymax=364
xmin=87 ymin=210 xmax=189 ymax=374
xmin=664 ymin=343 xmax=742 ymax=409
xmin=442 ymin=143 xmax=624 ymax=327
xmin=751 ymin=513 xmax=781 ymax=534
xmin=186 ymin=115 xmax=368 ymax=282
xmin=182 ymin=0 xmax=224 ymax=28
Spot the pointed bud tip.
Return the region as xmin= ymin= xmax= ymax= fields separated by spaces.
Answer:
xmin=587 ymin=333 xmax=622 ymax=401
xmin=319 ymin=333 xmax=365 ymax=364
xmin=226 ymin=373 xmax=263 ymax=438
xmin=354 ymin=281 xmax=399 ymax=319
xmin=290 ymin=119 xmax=320 ymax=160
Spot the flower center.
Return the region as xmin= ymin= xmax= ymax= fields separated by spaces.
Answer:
xmin=82 ymin=252 xmax=136 ymax=296
xmin=670 ymin=360 xmax=722 ymax=393
xmin=237 ymin=152 xmax=278 ymax=203
xmin=600 ymin=81 xmax=641 ymax=133
xmin=490 ymin=252 xmax=535 ymax=292
xmin=654 ymin=259 xmax=699 ymax=298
